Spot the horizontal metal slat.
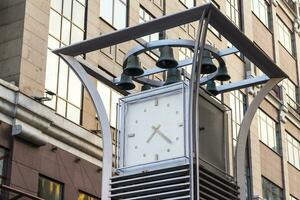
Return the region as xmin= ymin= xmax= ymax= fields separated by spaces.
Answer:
xmin=200 ymin=184 xmax=234 ymax=200
xmin=200 ymin=177 xmax=239 ymax=199
xmin=111 ymin=164 xmax=189 ymax=181
xmin=110 ymin=182 xmax=190 ymax=199
xmin=119 ymin=188 xmax=190 ymax=200
xmin=111 ymin=175 xmax=190 ymax=193
xmin=111 ymin=168 xmax=189 ymax=187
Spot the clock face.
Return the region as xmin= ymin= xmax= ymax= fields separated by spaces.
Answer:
xmin=123 ymin=90 xmax=186 ymax=167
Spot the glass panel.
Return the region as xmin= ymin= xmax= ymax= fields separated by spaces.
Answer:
xmin=67 ymin=69 xmax=82 ymax=107
xmin=114 ymin=0 xmax=126 ymax=29
xmin=100 ymin=0 xmax=113 ymax=24
xmin=57 ymin=98 xmax=66 ymax=116
xmin=51 ymin=0 xmax=62 ymax=12
xmin=63 ymin=0 xmax=72 ymax=19
xmin=45 ymin=50 xmax=59 ymax=93
xmin=38 ymin=176 xmax=63 ymax=200
xmin=97 ymin=81 xmax=111 ymax=119
xmin=73 ymin=0 xmax=85 ymax=29
xmin=48 ymin=35 xmax=60 ymax=50
xmin=49 ymin=10 xmax=61 ymax=39
xmin=71 ymin=25 xmax=84 ymax=44
xmin=67 ymin=103 xmax=81 ymax=124
xmin=57 ymin=60 xmax=69 ymax=99
xmin=78 ymin=191 xmax=98 ymax=200
xmin=0 ymin=148 xmax=5 ymax=184
xmin=61 ymin=18 xmax=71 ymax=45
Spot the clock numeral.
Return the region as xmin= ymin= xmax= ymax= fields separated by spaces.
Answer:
xmin=178 ymin=123 xmax=183 ymax=127
xmin=155 ymin=154 xmax=159 ymax=161
xmin=154 ymin=98 xmax=159 ymax=106
xmin=128 ymin=133 xmax=135 ymax=137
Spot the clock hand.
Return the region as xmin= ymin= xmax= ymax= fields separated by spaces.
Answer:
xmin=146 ymin=125 xmax=161 ymax=143
xmin=157 ymin=130 xmax=172 ymax=144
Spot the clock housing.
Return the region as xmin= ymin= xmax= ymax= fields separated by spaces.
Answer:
xmin=116 ymin=82 xmax=190 ymax=174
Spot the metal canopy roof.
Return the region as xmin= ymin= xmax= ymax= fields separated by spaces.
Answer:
xmin=53 ymin=3 xmax=287 ymax=79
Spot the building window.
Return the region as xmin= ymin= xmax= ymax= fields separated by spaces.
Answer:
xmin=252 ymin=0 xmax=270 ymax=27
xmin=97 ymin=81 xmax=123 ymax=128
xmin=225 ymin=0 xmax=241 ymax=28
xmin=78 ymin=191 xmax=100 ymax=200
xmin=179 ymin=47 xmax=193 ymax=75
xmin=277 ymin=16 xmax=293 ymax=54
xmin=38 ymin=176 xmax=63 ymax=200
xmin=45 ymin=0 xmax=86 ymax=124
xmin=179 ymin=0 xmax=194 ymax=8
xmin=287 ymin=133 xmax=300 ymax=170
xmin=230 ymin=90 xmax=246 ymax=150
xmin=202 ymin=0 xmax=221 ymax=38
xmin=282 ymin=79 xmax=297 ymax=110
xmin=100 ymin=0 xmax=127 ymax=29
xmin=0 ymin=147 xmax=7 ymax=184
xmin=139 ymin=6 xmax=159 ymax=42
xmin=262 ymin=177 xmax=283 ymax=200
xmin=257 ymin=109 xmax=279 ymax=152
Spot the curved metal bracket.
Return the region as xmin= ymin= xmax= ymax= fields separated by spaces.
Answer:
xmin=235 ymin=77 xmax=283 ymax=200
xmin=59 ymin=54 xmax=112 ymax=200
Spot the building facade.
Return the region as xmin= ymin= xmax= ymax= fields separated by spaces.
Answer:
xmin=0 ymin=0 xmax=300 ymax=199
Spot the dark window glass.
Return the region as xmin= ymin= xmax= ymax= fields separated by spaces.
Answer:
xmin=0 ymin=147 xmax=7 ymax=184
xmin=78 ymin=191 xmax=100 ymax=200
xmin=38 ymin=176 xmax=63 ymax=200
xmin=262 ymin=177 xmax=283 ymax=200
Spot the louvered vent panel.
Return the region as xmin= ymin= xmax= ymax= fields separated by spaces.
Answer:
xmin=199 ymin=167 xmax=239 ymax=200
xmin=110 ymin=165 xmax=191 ymax=200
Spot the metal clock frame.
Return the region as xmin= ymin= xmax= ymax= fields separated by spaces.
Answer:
xmin=116 ymin=82 xmax=190 ymax=175
xmin=54 ymin=3 xmax=288 ymax=200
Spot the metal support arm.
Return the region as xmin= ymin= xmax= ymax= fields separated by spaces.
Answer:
xmin=235 ymin=78 xmax=283 ymax=200
xmin=59 ymin=55 xmax=112 ymax=200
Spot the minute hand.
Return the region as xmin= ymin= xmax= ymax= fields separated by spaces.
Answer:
xmin=157 ymin=130 xmax=172 ymax=144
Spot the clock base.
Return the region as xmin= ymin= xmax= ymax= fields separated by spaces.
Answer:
xmin=110 ymin=164 xmax=239 ymax=199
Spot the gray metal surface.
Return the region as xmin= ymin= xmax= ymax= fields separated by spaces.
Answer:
xmin=59 ymin=55 xmax=112 ymax=200
xmin=235 ymin=78 xmax=283 ymax=200
xmin=188 ymin=10 xmax=211 ymax=199
xmin=53 ymin=4 xmax=287 ymax=79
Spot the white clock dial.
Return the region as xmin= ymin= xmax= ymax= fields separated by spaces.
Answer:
xmin=124 ymin=91 xmax=185 ymax=167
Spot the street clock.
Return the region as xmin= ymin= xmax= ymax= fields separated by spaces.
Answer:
xmin=117 ymin=82 xmax=190 ymax=174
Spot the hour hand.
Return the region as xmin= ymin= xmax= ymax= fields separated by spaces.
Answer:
xmin=147 ymin=125 xmax=161 ymax=143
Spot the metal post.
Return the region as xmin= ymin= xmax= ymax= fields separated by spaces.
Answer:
xmin=59 ymin=55 xmax=112 ymax=200
xmin=189 ymin=8 xmax=211 ymax=199
xmin=235 ymin=78 xmax=283 ymax=200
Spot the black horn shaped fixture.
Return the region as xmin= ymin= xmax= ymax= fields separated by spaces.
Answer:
xmin=116 ymin=73 xmax=135 ymax=90
xmin=156 ymin=46 xmax=178 ymax=69
xmin=215 ymin=63 xmax=231 ymax=81
xmin=201 ymin=50 xmax=217 ymax=74
xmin=206 ymin=80 xmax=218 ymax=96
xmin=164 ymin=68 xmax=182 ymax=85
xmin=123 ymin=55 xmax=144 ymax=76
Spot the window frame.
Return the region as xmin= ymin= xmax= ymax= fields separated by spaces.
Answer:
xmin=78 ymin=190 xmax=100 ymax=200
xmin=262 ymin=176 xmax=283 ymax=200
xmin=257 ymin=109 xmax=280 ymax=153
xmin=99 ymin=0 xmax=128 ymax=30
xmin=277 ymin=16 xmax=294 ymax=55
xmin=225 ymin=0 xmax=242 ymax=29
xmin=286 ymin=132 xmax=300 ymax=170
xmin=38 ymin=175 xmax=64 ymax=200
xmin=45 ymin=0 xmax=86 ymax=124
xmin=251 ymin=0 xmax=270 ymax=28
xmin=0 ymin=147 xmax=8 ymax=184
